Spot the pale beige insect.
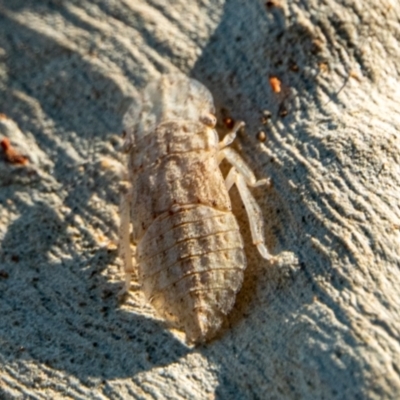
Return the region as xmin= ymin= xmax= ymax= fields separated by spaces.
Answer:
xmin=120 ymin=74 xmax=271 ymax=344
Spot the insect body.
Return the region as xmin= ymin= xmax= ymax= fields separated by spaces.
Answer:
xmin=120 ymin=74 xmax=271 ymax=344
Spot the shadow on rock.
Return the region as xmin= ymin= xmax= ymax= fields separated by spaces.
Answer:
xmin=0 ymin=201 xmax=188 ymax=382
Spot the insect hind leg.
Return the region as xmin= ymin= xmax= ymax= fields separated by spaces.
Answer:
xmin=221 ymin=148 xmax=272 ymax=260
xmin=225 ymin=167 xmax=271 ymax=259
xmin=218 ymin=121 xmax=245 ymax=150
xmin=219 ymin=147 xmax=270 ymax=188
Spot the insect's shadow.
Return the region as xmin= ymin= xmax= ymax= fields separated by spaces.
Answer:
xmin=0 ymin=199 xmax=189 ymax=381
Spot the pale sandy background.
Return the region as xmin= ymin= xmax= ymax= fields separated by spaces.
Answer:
xmin=1 ymin=0 xmax=400 ymax=399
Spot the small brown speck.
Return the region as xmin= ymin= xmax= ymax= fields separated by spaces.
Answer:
xmin=256 ymin=131 xmax=267 ymax=142
xmin=289 ymin=61 xmax=299 ymax=72
xmin=265 ymin=0 xmax=280 ymax=9
xmin=278 ymin=103 xmax=288 ymax=118
xmin=261 ymin=110 xmax=272 ymax=124
xmin=0 ymin=270 xmax=9 ymax=279
xmin=223 ymin=117 xmax=235 ymax=130
xmin=11 ymin=254 xmax=19 ymax=262
xmin=311 ymin=38 xmax=324 ymax=54
xmin=318 ymin=62 xmax=329 ymax=73
xmin=102 ymin=289 xmax=113 ymax=299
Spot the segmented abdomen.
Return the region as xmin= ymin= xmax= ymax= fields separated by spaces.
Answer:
xmin=137 ymin=204 xmax=246 ymax=343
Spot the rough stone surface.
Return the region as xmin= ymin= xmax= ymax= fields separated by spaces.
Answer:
xmin=0 ymin=0 xmax=399 ymax=399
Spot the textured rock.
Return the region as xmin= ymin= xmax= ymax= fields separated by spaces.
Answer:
xmin=0 ymin=0 xmax=399 ymax=398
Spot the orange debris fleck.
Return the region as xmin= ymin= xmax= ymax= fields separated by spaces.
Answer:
xmin=0 ymin=137 xmax=29 ymax=165
xmin=269 ymin=76 xmax=281 ymax=93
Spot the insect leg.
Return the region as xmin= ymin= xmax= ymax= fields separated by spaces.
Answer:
xmin=118 ymin=183 xmax=136 ymax=297
xmin=218 ymin=121 xmax=245 ymax=150
xmin=224 ymin=166 xmax=236 ymax=192
xmin=223 ymin=165 xmax=271 ymax=260
xmin=219 ymin=147 xmax=270 ymax=187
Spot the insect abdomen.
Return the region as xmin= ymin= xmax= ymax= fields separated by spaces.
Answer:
xmin=137 ymin=204 xmax=246 ymax=343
